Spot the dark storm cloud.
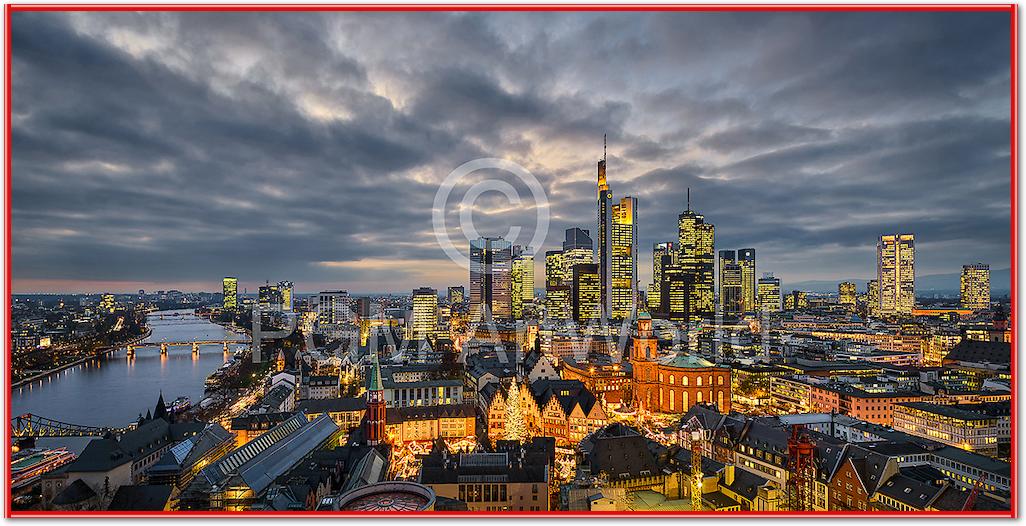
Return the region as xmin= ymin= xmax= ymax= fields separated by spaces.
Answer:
xmin=10 ymin=10 xmax=1011 ymax=293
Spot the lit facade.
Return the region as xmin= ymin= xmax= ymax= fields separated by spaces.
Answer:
xmin=316 ymin=290 xmax=351 ymax=326
xmin=866 ymin=279 xmax=879 ymax=317
xmin=630 ymin=314 xmax=731 ymax=413
xmin=877 ymin=234 xmax=915 ymax=316
xmin=648 ymin=242 xmax=674 ymax=311
xmin=610 ymin=196 xmax=638 ymax=319
xmin=511 ymin=252 xmax=534 ymax=319
xmin=571 ymin=263 xmax=601 ymax=324
xmin=411 ymin=287 xmax=438 ymax=340
xmin=960 ymin=263 xmax=990 ymax=311
xmin=838 ymin=281 xmax=856 ymax=310
xmin=597 ymin=153 xmax=613 ymax=318
xmin=99 ymin=293 xmax=115 ymax=314
xmin=447 ymin=286 xmax=465 ymax=305
xmin=738 ymin=248 xmax=756 ymax=312
xmin=757 ymin=274 xmax=781 ymax=313
xmin=783 ymin=290 xmax=807 ymax=311
xmin=678 ymin=195 xmax=715 ymax=322
xmin=659 ymin=259 xmax=690 ymax=321
xmin=222 ymin=277 xmax=238 ymax=310
xmin=470 ymin=237 xmax=513 ymax=320
xmin=278 ymin=281 xmax=294 ymax=312
xmin=719 ymin=250 xmax=743 ymax=316
xmin=893 ymin=402 xmax=999 ymax=456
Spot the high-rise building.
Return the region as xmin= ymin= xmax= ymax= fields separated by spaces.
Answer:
xmin=470 ymin=237 xmax=513 ymax=320
xmin=866 ymin=279 xmax=879 ymax=317
xmin=838 ymin=282 xmax=857 ymax=310
xmin=278 ymin=281 xmax=294 ymax=312
xmin=99 ymin=293 xmax=115 ymax=314
xmin=648 ymin=242 xmax=674 ymax=311
xmin=757 ymin=273 xmax=781 ymax=313
xmin=563 ymin=228 xmax=592 ymax=251
xmin=571 ymin=263 xmax=601 ymax=324
xmin=511 ymin=251 xmax=535 ymax=320
xmin=877 ymin=234 xmax=915 ymax=316
xmin=678 ymin=190 xmax=715 ymax=323
xmin=562 ymin=228 xmax=594 ymax=280
xmin=545 ymin=250 xmax=569 ymax=321
xmin=659 ymin=260 xmax=690 ymax=322
xmin=596 ymin=141 xmax=613 ymax=319
xmin=411 ymin=287 xmax=438 ymax=340
xmin=738 ymin=248 xmax=756 ymax=312
xmin=609 ymin=197 xmax=638 ymax=319
xmin=222 ymin=277 xmax=238 ymax=310
xmin=719 ymin=250 xmax=743 ymax=316
xmin=545 ymin=250 xmax=565 ymax=287
xmin=316 ymin=290 xmax=351 ymax=326
xmin=960 ymin=263 xmax=991 ymax=311
xmin=258 ymin=283 xmax=281 ymax=311
xmin=447 ymin=286 xmax=465 ymax=305
xmin=784 ymin=290 xmax=808 ymax=311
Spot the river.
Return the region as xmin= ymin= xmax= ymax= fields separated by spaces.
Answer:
xmin=10 ymin=309 xmax=249 ymax=451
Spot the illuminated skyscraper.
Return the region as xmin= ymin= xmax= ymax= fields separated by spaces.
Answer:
xmin=596 ymin=141 xmax=612 ymax=318
xmin=99 ymin=293 xmax=115 ymax=314
xmin=866 ymin=279 xmax=879 ymax=317
xmin=648 ymin=242 xmax=674 ymax=311
xmin=278 ymin=280 xmax=294 ymax=312
xmin=738 ymin=248 xmax=756 ymax=312
xmin=838 ymin=282 xmax=856 ymax=310
xmin=470 ymin=237 xmax=512 ymax=320
xmin=678 ymin=190 xmax=715 ymax=323
xmin=510 ymin=250 xmax=535 ymax=320
xmin=411 ymin=287 xmax=438 ymax=340
xmin=610 ymin=196 xmax=638 ymax=319
xmin=659 ymin=260 xmax=690 ymax=322
xmin=719 ymin=250 xmax=743 ymax=316
xmin=546 ymin=250 xmax=566 ymax=287
xmin=545 ymin=250 xmax=569 ymax=321
xmin=877 ymin=234 xmax=915 ymax=316
xmin=960 ymin=263 xmax=990 ymax=311
xmin=571 ymin=263 xmax=601 ymax=323
xmin=784 ymin=290 xmax=807 ymax=311
xmin=447 ymin=286 xmax=465 ymax=305
xmin=258 ymin=283 xmax=281 ymax=311
xmin=222 ymin=277 xmax=238 ymax=310
xmin=757 ymin=273 xmax=781 ymax=313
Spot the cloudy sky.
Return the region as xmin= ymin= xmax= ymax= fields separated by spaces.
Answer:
xmin=11 ymin=10 xmax=1012 ymax=294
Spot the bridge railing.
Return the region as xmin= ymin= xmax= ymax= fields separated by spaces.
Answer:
xmin=11 ymin=413 xmax=122 ymax=438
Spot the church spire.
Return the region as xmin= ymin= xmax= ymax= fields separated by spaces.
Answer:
xmin=154 ymin=391 xmax=167 ymax=421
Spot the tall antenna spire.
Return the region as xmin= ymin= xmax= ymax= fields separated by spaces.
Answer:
xmin=603 ymin=133 xmax=607 ymax=163
xmin=687 ymin=187 xmax=691 ymax=211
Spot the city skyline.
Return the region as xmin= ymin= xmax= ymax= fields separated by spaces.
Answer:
xmin=11 ymin=11 xmax=1012 ymax=295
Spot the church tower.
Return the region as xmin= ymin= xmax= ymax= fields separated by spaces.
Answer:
xmin=365 ymin=352 xmax=387 ymax=446
xmin=631 ymin=312 xmax=658 ymax=361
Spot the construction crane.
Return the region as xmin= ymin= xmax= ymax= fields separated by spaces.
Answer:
xmin=786 ymin=424 xmax=816 ymax=512
xmin=682 ymin=416 xmax=705 ymax=512
xmin=962 ymin=477 xmax=984 ymax=511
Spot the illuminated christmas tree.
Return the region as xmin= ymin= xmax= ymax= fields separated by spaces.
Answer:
xmin=504 ymin=377 xmax=525 ymax=442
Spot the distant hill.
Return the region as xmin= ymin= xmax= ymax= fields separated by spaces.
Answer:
xmin=785 ymin=267 xmax=1010 ymax=295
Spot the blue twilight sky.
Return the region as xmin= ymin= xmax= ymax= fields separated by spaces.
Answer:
xmin=10 ymin=10 xmax=1012 ymax=294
